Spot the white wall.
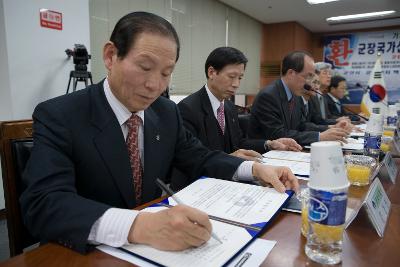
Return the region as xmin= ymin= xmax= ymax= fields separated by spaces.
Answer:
xmin=0 ymin=0 xmax=90 ymax=209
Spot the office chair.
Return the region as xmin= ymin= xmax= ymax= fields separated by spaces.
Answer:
xmin=0 ymin=120 xmax=37 ymax=256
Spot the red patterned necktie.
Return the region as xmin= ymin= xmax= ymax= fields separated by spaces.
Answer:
xmin=126 ymin=114 xmax=143 ymax=205
xmin=217 ymin=102 xmax=225 ymax=135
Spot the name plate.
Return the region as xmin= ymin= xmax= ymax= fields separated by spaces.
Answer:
xmin=364 ymin=178 xmax=391 ymax=237
xmin=381 ymin=152 xmax=398 ymax=184
xmin=345 ymin=178 xmax=391 ymax=237
xmin=393 ymin=129 xmax=400 ymax=153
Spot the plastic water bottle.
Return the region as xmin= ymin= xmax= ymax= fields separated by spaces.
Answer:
xmin=305 ymin=142 xmax=349 ymax=265
xmin=386 ymin=105 xmax=398 ymax=127
xmin=363 ymin=113 xmax=383 ymax=161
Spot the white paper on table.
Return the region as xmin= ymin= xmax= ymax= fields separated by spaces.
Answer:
xmin=169 ymin=178 xmax=290 ymax=225
xmin=97 ymin=238 xmax=277 ymax=267
xmin=227 ymin=239 xmax=277 ymax=267
xmin=342 ymin=138 xmax=364 ymax=150
xmin=262 ymin=158 xmax=310 ymax=177
xmin=262 ymin=150 xmax=311 ymax=162
xmin=350 ymin=131 xmax=365 ymax=137
xmin=357 ymin=124 xmax=367 ymax=131
xmin=121 ymin=220 xmax=253 ymax=267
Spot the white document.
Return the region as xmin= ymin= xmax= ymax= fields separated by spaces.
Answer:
xmin=262 ymin=150 xmax=311 ymax=162
xmin=262 ymin=158 xmax=310 ymax=177
xmin=342 ymin=138 xmax=364 ymax=150
xmin=122 ymin=220 xmax=252 ymax=267
xmin=169 ymin=178 xmax=290 ymax=225
xmin=227 ymin=239 xmax=276 ymax=267
xmin=98 ymin=238 xmax=277 ymax=267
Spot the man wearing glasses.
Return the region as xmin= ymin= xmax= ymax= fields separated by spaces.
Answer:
xmin=248 ymin=51 xmax=349 ymax=146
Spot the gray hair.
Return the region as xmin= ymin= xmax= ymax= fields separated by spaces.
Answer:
xmin=314 ymin=62 xmax=332 ymax=74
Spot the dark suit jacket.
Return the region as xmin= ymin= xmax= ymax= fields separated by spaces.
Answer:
xmin=178 ymin=86 xmax=266 ymax=153
xmin=308 ymin=95 xmax=336 ymax=125
xmin=301 ymin=98 xmax=328 ymax=132
xmin=325 ymin=94 xmax=360 ymax=121
xmin=248 ymin=79 xmax=319 ymax=146
xmin=20 ymin=82 xmax=243 ymax=253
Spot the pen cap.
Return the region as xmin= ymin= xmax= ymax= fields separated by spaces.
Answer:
xmin=309 ymin=141 xmax=349 ymax=191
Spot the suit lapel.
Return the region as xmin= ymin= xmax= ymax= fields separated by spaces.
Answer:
xmin=200 ymin=88 xmax=222 ymax=148
xmin=90 ymin=85 xmax=136 ymax=208
xmin=277 ymin=80 xmax=291 ymax=127
xmin=142 ymin=106 xmax=161 ymax=204
xmin=224 ymin=102 xmax=236 ymax=148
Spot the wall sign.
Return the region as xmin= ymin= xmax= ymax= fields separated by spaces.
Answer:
xmin=40 ymin=9 xmax=62 ymax=30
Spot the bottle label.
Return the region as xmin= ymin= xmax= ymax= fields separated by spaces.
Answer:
xmin=364 ymin=134 xmax=381 ymax=149
xmin=308 ymin=188 xmax=347 ymax=226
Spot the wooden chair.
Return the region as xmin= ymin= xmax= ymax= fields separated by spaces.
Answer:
xmin=0 ymin=120 xmax=37 ymax=256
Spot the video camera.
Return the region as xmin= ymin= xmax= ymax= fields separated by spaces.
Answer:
xmin=65 ymin=44 xmax=91 ymax=72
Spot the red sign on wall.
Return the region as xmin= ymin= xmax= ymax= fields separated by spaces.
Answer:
xmin=40 ymin=9 xmax=62 ymax=30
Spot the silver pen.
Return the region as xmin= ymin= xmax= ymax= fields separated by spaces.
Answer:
xmin=155 ymin=179 xmax=223 ymax=244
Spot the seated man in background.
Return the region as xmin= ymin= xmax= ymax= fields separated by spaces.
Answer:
xmin=302 ymin=73 xmax=354 ymax=132
xmin=20 ymin=11 xmax=299 ymax=254
xmin=172 ymin=47 xmax=301 ymax=190
xmin=314 ymin=62 xmax=351 ymax=124
xmin=248 ymin=51 xmax=349 ymax=146
xmin=325 ymin=75 xmax=360 ymax=122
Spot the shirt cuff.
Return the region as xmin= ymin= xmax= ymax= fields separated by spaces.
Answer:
xmin=88 ymin=208 xmax=139 ymax=247
xmin=233 ymin=161 xmax=254 ymax=182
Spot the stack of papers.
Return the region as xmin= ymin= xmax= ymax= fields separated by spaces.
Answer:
xmin=262 ymin=151 xmax=310 ymax=178
xmin=109 ymin=178 xmax=291 ymax=267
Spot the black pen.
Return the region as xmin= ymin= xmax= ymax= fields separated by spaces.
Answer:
xmin=155 ymin=178 xmax=223 ymax=244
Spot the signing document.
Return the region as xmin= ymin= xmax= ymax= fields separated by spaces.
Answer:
xmin=262 ymin=151 xmax=310 ymax=177
xmin=120 ymin=178 xmax=292 ymax=267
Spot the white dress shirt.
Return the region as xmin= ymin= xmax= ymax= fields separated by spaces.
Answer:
xmin=88 ymin=79 xmax=254 ymax=247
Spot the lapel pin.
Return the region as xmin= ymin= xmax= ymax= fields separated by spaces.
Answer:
xmin=156 ymin=135 xmax=160 ymax=141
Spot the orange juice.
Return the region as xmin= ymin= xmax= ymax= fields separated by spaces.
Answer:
xmin=301 ymin=206 xmax=308 ymax=237
xmin=380 ymin=142 xmax=390 ymax=152
xmin=346 ymin=165 xmax=371 ymax=186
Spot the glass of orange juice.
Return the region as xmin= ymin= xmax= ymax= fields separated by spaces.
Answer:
xmin=344 ymin=155 xmax=377 ymax=186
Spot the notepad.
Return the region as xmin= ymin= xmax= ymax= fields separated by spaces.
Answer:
xmin=120 ymin=178 xmax=292 ymax=267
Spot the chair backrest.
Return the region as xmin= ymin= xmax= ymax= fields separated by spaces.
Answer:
xmin=0 ymin=120 xmax=37 ymax=256
xmin=238 ymin=114 xmax=251 ymax=138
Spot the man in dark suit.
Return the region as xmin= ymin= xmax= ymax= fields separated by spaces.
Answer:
xmin=248 ymin=51 xmax=349 ymax=146
xmin=171 ymin=47 xmax=301 ymax=190
xmin=179 ymin=47 xmax=301 ymax=157
xmin=326 ymin=75 xmax=360 ymax=122
xmin=20 ymin=12 xmax=298 ymax=254
xmin=301 ymin=72 xmax=352 ymax=132
xmin=314 ymin=62 xmax=352 ymax=125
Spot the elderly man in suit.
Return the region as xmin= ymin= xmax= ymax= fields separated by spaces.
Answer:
xmin=248 ymin=51 xmax=349 ymax=146
xmin=21 ymin=12 xmax=298 ymax=254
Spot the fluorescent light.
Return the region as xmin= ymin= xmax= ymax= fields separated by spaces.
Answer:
xmin=307 ymin=0 xmax=339 ymax=4
xmin=327 ymin=10 xmax=396 ymax=22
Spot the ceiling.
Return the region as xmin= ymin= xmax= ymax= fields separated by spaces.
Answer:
xmin=219 ymin=0 xmax=400 ymax=33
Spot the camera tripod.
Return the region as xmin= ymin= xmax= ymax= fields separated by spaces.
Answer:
xmin=66 ymin=70 xmax=93 ymax=94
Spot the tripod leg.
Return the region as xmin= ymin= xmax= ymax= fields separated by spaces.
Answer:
xmin=73 ymin=78 xmax=78 ymax=92
xmin=66 ymin=76 xmax=72 ymax=94
xmin=84 ymin=79 xmax=88 ymax=88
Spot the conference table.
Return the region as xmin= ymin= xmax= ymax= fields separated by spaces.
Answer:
xmin=1 ymin=162 xmax=400 ymax=267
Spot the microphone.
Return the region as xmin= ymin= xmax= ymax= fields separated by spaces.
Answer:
xmin=303 ymin=84 xmax=369 ymax=121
